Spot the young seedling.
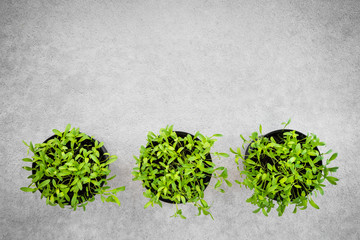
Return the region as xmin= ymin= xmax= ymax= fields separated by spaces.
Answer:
xmin=132 ymin=125 xmax=231 ymax=219
xmin=21 ymin=124 xmax=125 ymax=211
xmin=231 ymin=119 xmax=339 ymax=216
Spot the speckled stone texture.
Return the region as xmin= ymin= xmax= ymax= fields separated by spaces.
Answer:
xmin=1 ymin=0 xmax=359 ymax=239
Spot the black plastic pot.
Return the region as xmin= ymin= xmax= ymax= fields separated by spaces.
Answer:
xmin=244 ymin=129 xmax=322 ymax=200
xmin=141 ymin=131 xmax=212 ymax=204
xmin=32 ymin=134 xmax=108 ymax=205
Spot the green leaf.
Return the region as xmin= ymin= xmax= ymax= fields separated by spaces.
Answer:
xmin=225 ymin=179 xmax=232 ymax=187
xmin=58 ymin=170 xmax=71 ymax=176
xmin=22 ymin=158 xmax=33 ymax=162
xmin=22 ymin=140 xmax=30 ymax=147
xmin=309 ymin=198 xmax=319 ymax=209
xmin=71 ymin=193 xmax=78 ymax=206
xmin=229 ymin=148 xmax=237 ymax=154
xmin=200 ymin=199 xmax=208 ymax=207
xmin=289 ymin=157 xmax=296 ymax=163
xmin=253 ymin=208 xmax=261 ymax=213
xmin=98 ymin=142 xmax=104 ymax=149
xmin=308 ymin=151 xmax=317 ymax=156
xmin=251 ymin=132 xmax=258 ymax=140
xmin=71 ymin=177 xmax=79 ymax=186
xmin=144 ymin=201 xmax=152 ymax=209
xmin=113 ymin=186 xmax=125 ymax=192
xmin=90 ymin=154 xmax=100 ymax=165
xmin=218 ymin=153 xmax=229 ymax=158
xmin=282 ymin=118 xmax=291 ymax=128
xmin=268 ymin=185 xmax=278 ymax=193
xmin=219 ymin=168 xmax=228 ymax=178
xmin=267 ymin=163 xmax=272 ymax=171
xmin=38 ymin=179 xmax=51 ymax=189
xmin=105 ymin=196 xmax=114 ymax=202
xmin=77 ymin=181 xmax=82 ymax=191
xmin=79 ymin=135 xmax=89 ymax=142
xmin=212 ymin=134 xmax=223 ymax=137
xmin=52 ymin=129 xmax=62 ymax=137
xmin=29 ymin=142 xmax=35 ymax=153
xmin=328 ymin=167 xmax=339 ymax=172
xmin=64 ymin=124 xmax=71 ymax=134
xmin=325 ymin=149 xmax=332 ymax=154
xmin=240 ymin=134 xmax=246 ymax=142
xmin=107 ymin=175 xmax=116 ymax=181
xmin=280 ymin=177 xmax=287 ymax=184
xmin=104 ymin=156 xmax=117 ymax=166
xmin=326 ymin=176 xmax=339 ymax=185
xmin=64 ymin=192 xmax=70 ymax=202
xmin=262 ymin=173 xmax=267 ymax=181
xmin=295 ymin=143 xmax=301 ymax=154
xmin=20 ymin=187 xmax=36 ymax=192
xmin=293 ymin=206 xmax=297 ymax=214
xmin=50 ymin=194 xmax=55 ymax=203
xmin=112 ymin=195 xmax=121 ymax=206
xmin=329 ymin=153 xmax=338 ymax=162
xmin=262 ymin=208 xmax=268 ymax=216
xmin=90 ymin=173 xmax=98 ymax=179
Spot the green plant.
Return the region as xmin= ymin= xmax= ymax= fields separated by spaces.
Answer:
xmin=132 ymin=125 xmax=231 ymax=219
xmin=231 ymin=119 xmax=339 ymax=216
xmin=21 ymin=124 xmax=125 ymax=211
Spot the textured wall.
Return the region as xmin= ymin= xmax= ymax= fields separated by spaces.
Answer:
xmin=1 ymin=0 xmax=359 ymax=239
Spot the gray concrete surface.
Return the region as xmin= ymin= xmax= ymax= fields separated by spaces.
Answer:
xmin=1 ymin=0 xmax=359 ymax=239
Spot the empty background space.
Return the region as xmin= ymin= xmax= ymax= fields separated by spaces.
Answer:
xmin=1 ymin=0 xmax=359 ymax=239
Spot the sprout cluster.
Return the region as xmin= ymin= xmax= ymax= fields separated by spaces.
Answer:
xmin=21 ymin=124 xmax=124 ymax=211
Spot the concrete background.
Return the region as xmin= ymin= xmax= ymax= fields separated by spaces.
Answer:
xmin=1 ymin=0 xmax=359 ymax=239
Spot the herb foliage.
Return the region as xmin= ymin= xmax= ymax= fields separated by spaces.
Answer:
xmin=132 ymin=125 xmax=231 ymax=219
xmin=21 ymin=124 xmax=125 ymax=211
xmin=231 ymin=119 xmax=339 ymax=216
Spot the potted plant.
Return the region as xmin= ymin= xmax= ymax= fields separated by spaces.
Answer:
xmin=231 ymin=119 xmax=339 ymax=216
xmin=21 ymin=124 xmax=125 ymax=211
xmin=132 ymin=125 xmax=231 ymax=219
